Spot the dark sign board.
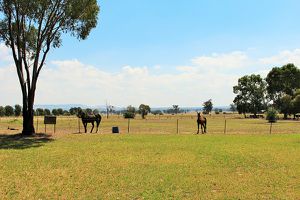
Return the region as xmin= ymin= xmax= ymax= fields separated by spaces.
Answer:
xmin=44 ymin=116 xmax=57 ymax=124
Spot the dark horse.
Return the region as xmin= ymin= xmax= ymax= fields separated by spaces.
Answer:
xmin=197 ymin=112 xmax=207 ymax=134
xmin=79 ymin=112 xmax=102 ymax=133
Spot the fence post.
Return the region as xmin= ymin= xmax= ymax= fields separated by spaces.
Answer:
xmin=177 ymin=119 xmax=179 ymax=134
xmin=36 ymin=116 xmax=39 ymax=133
xmin=78 ymin=117 xmax=81 ymax=133
xmin=269 ymin=122 xmax=273 ymax=134
xmin=128 ymin=118 xmax=130 ymax=133
xmin=224 ymin=119 xmax=227 ymax=134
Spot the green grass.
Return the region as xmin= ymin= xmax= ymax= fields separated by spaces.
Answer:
xmin=0 ymin=133 xmax=299 ymax=199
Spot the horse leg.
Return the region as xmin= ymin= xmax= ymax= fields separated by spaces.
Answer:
xmin=90 ymin=122 xmax=94 ymax=133
xmin=201 ymin=123 xmax=204 ymax=134
xmin=197 ymin=122 xmax=199 ymax=134
xmin=96 ymin=121 xmax=99 ymax=133
xmin=84 ymin=122 xmax=87 ymax=133
xmin=204 ymin=119 xmax=207 ymax=133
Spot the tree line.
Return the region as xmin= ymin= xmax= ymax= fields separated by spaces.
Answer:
xmin=233 ymin=63 xmax=300 ymax=119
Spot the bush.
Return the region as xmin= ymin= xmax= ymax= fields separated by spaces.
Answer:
xmin=152 ymin=110 xmax=163 ymax=115
xmin=266 ymin=107 xmax=279 ymax=123
xmin=123 ymin=111 xmax=135 ymax=119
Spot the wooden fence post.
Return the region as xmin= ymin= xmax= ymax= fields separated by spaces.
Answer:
xmin=128 ymin=118 xmax=130 ymax=133
xmin=224 ymin=119 xmax=227 ymax=134
xmin=78 ymin=117 xmax=81 ymax=133
xmin=36 ymin=116 xmax=39 ymax=133
xmin=177 ymin=119 xmax=179 ymax=134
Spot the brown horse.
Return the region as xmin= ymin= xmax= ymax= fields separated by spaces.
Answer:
xmin=197 ymin=112 xmax=207 ymax=134
xmin=79 ymin=112 xmax=102 ymax=133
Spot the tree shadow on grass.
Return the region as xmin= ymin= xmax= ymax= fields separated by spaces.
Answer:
xmin=0 ymin=133 xmax=54 ymax=150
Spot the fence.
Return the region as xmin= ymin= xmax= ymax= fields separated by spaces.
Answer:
xmin=0 ymin=114 xmax=300 ymax=135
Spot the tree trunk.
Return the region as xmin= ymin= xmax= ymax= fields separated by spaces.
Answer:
xmin=22 ymin=110 xmax=35 ymax=135
xmin=21 ymin=90 xmax=35 ymax=136
xmin=283 ymin=113 xmax=288 ymax=119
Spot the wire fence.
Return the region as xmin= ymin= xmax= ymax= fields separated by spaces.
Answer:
xmin=0 ymin=114 xmax=300 ymax=136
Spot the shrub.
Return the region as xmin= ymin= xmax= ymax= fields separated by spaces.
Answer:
xmin=152 ymin=110 xmax=163 ymax=115
xmin=123 ymin=111 xmax=135 ymax=119
xmin=266 ymin=107 xmax=279 ymax=123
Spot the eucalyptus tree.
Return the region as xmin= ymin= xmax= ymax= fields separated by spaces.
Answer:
xmin=0 ymin=0 xmax=99 ymax=135
xmin=203 ymin=99 xmax=213 ymax=114
xmin=233 ymin=74 xmax=267 ymax=117
xmin=266 ymin=63 xmax=300 ymax=103
xmin=138 ymin=104 xmax=151 ymax=119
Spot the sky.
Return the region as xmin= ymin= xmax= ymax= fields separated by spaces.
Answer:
xmin=2 ymin=0 xmax=300 ymax=107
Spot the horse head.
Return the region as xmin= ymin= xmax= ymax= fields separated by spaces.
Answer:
xmin=77 ymin=110 xmax=86 ymax=118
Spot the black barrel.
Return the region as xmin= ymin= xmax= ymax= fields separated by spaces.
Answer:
xmin=112 ymin=126 xmax=119 ymax=133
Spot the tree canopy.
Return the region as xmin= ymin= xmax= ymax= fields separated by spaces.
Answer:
xmin=0 ymin=0 xmax=99 ymax=135
xmin=233 ymin=74 xmax=267 ymax=117
xmin=203 ymin=99 xmax=213 ymax=114
xmin=266 ymin=63 xmax=300 ymax=101
xmin=138 ymin=104 xmax=151 ymax=119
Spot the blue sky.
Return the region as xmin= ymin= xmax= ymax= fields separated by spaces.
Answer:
xmin=2 ymin=0 xmax=300 ymax=107
xmin=48 ymin=0 xmax=300 ymax=69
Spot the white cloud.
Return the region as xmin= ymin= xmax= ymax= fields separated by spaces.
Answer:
xmin=259 ymin=49 xmax=300 ymax=66
xmin=2 ymin=49 xmax=300 ymax=107
xmin=0 ymin=43 xmax=13 ymax=64
xmin=191 ymin=51 xmax=250 ymax=72
xmin=33 ymin=60 xmax=237 ymax=107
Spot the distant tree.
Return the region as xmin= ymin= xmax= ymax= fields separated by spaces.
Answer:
xmin=266 ymin=63 xmax=300 ymax=103
xmin=123 ymin=105 xmax=136 ymax=119
xmin=14 ymin=104 xmax=22 ymax=116
xmin=0 ymin=0 xmax=100 ymax=135
xmin=76 ymin=107 xmax=83 ymax=117
xmin=152 ymin=110 xmax=163 ymax=115
xmin=172 ymin=105 xmax=180 ymax=114
xmin=36 ymin=108 xmax=44 ymax=116
xmin=52 ymin=109 xmax=59 ymax=116
xmin=106 ymin=103 xmax=114 ymax=119
xmin=44 ymin=109 xmax=51 ymax=116
xmin=233 ymin=74 xmax=267 ymax=117
xmin=93 ymin=109 xmax=100 ymax=115
xmin=203 ymin=99 xmax=213 ymax=114
xmin=0 ymin=106 xmax=5 ymax=117
xmin=214 ymin=108 xmax=221 ymax=114
xmin=292 ymin=93 xmax=300 ymax=118
xmin=4 ymin=105 xmax=14 ymax=116
xmin=138 ymin=104 xmax=151 ymax=119
xmin=278 ymin=95 xmax=293 ymax=119
xmin=63 ymin=110 xmax=70 ymax=116
xmin=266 ymin=107 xmax=279 ymax=123
xmin=229 ymin=104 xmax=237 ymax=113
xmin=56 ymin=108 xmax=63 ymax=115
xmin=69 ymin=107 xmax=81 ymax=116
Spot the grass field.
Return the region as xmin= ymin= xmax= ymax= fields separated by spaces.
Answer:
xmin=0 ymin=114 xmax=300 ymax=199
